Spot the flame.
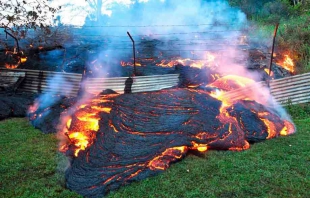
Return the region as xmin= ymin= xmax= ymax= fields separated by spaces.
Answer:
xmin=156 ymin=52 xmax=216 ymax=69
xmin=264 ymin=68 xmax=273 ymax=76
xmin=66 ymin=118 xmax=72 ymax=129
xmin=156 ymin=59 xmax=204 ymax=69
xmin=5 ymin=63 xmax=19 ymax=69
xmin=208 ymin=75 xmax=255 ymax=91
xmin=4 ymin=49 xmax=27 ymax=68
xmin=209 ymin=75 xmax=255 ymax=106
xmin=75 ymin=111 xmax=100 ymax=131
xmin=20 ymin=57 xmax=27 ymax=63
xmin=120 ymin=61 xmax=142 ymax=67
xmin=277 ymin=54 xmax=294 ymax=73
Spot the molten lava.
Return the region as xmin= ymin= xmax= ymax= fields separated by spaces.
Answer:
xmin=55 ymin=73 xmax=296 ymax=197
xmin=60 ymin=96 xmax=116 ymax=157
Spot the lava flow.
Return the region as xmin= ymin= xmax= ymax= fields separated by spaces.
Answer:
xmin=59 ymin=95 xmax=116 ymax=157
xmin=60 ymin=74 xmax=295 ymax=198
xmin=156 ymin=52 xmax=217 ymax=69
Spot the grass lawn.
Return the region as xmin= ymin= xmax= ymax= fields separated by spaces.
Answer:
xmin=0 ymin=117 xmax=309 ymax=198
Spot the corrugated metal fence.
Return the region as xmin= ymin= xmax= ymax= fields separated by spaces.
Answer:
xmin=0 ymin=68 xmax=309 ymax=105
xmin=270 ymin=72 xmax=310 ymax=105
xmin=0 ymin=68 xmax=179 ymax=96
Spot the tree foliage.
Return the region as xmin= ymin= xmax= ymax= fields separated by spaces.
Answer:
xmin=0 ymin=0 xmax=60 ymax=38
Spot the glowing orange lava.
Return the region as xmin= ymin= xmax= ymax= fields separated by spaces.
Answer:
xmin=60 ymin=95 xmax=116 ymax=157
xmin=209 ymin=75 xmax=255 ymax=106
xmin=148 ymin=146 xmax=187 ymax=170
xmin=191 ymin=142 xmax=208 ymax=152
xmin=280 ymin=120 xmax=296 ymax=136
xmin=208 ymin=75 xmax=255 ymax=91
xmin=69 ymin=132 xmax=91 ymax=157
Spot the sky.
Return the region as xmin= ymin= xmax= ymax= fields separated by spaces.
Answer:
xmin=50 ymin=0 xmax=150 ymax=26
xmin=1 ymin=0 xmax=151 ymax=27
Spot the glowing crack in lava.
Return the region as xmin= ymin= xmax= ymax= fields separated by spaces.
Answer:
xmin=60 ymin=75 xmax=295 ymax=197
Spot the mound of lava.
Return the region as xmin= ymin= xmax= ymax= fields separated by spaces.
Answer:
xmin=60 ymin=88 xmax=295 ymax=197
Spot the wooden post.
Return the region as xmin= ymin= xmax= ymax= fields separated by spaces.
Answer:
xmin=4 ymin=29 xmax=20 ymax=53
xmin=127 ymin=32 xmax=136 ymax=76
xmin=267 ymin=23 xmax=279 ymax=87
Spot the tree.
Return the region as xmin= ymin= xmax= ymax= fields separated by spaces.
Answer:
xmin=87 ymin=0 xmax=103 ymax=22
xmin=0 ymin=0 xmax=60 ymax=39
xmin=0 ymin=0 xmax=62 ymax=69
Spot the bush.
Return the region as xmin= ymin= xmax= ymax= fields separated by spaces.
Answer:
xmin=277 ymin=14 xmax=310 ymax=73
xmin=285 ymin=102 xmax=310 ymax=120
xmin=228 ymin=0 xmax=310 ymax=74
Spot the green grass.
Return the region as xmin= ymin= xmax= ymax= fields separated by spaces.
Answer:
xmin=1 ymin=117 xmax=309 ymax=198
xmin=0 ymin=118 xmax=80 ymax=198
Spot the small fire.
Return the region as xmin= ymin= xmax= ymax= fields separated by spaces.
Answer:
xmin=208 ymin=75 xmax=255 ymax=92
xmin=264 ymin=68 xmax=274 ymax=76
xmin=5 ymin=63 xmax=19 ymax=69
xmin=156 ymin=52 xmax=216 ymax=69
xmin=20 ymin=57 xmax=27 ymax=63
xmin=4 ymin=49 xmax=27 ymax=69
xmin=121 ymin=61 xmax=142 ymax=67
xmin=277 ymin=54 xmax=294 ymax=73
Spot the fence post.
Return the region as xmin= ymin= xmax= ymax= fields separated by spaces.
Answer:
xmin=267 ymin=23 xmax=279 ymax=87
xmin=127 ymin=32 xmax=136 ymax=76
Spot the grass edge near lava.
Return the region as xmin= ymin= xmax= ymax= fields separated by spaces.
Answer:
xmin=0 ymin=117 xmax=309 ymax=198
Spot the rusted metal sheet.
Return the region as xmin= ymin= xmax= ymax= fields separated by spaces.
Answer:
xmin=1 ymin=68 xmax=309 ymax=105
